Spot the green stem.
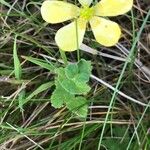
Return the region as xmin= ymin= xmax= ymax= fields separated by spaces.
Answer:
xmin=59 ymin=49 xmax=68 ymax=66
xmin=75 ymin=19 xmax=80 ymax=62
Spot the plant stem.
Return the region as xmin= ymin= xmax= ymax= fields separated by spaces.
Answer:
xmin=59 ymin=49 xmax=68 ymax=66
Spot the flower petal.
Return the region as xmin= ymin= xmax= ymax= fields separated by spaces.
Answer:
xmin=94 ymin=0 xmax=133 ymax=16
xmin=41 ymin=0 xmax=79 ymax=23
xmin=78 ymin=0 xmax=93 ymax=7
xmin=90 ymin=17 xmax=121 ymax=47
xmin=55 ymin=19 xmax=87 ymax=51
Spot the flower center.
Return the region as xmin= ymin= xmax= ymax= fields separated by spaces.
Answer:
xmin=79 ymin=7 xmax=94 ymax=21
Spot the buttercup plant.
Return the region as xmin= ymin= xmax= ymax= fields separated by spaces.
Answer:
xmin=40 ymin=0 xmax=133 ymax=117
xmin=41 ymin=0 xmax=133 ymax=51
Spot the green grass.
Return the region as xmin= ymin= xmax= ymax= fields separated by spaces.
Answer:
xmin=0 ymin=0 xmax=150 ymax=150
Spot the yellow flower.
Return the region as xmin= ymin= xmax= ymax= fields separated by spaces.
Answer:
xmin=41 ymin=0 xmax=133 ymax=51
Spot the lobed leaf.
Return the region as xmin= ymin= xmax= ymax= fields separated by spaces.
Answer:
xmin=66 ymin=97 xmax=88 ymax=118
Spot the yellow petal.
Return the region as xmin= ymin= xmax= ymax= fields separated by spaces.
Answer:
xmin=90 ymin=17 xmax=121 ymax=47
xmin=41 ymin=1 xmax=79 ymax=23
xmin=79 ymin=0 xmax=93 ymax=7
xmin=94 ymin=0 xmax=133 ymax=16
xmin=55 ymin=19 xmax=87 ymax=51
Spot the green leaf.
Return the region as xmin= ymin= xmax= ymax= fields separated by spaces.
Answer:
xmin=13 ymin=35 xmax=22 ymax=80
xmin=65 ymin=63 xmax=78 ymax=79
xmin=74 ymin=73 xmax=89 ymax=84
xmin=18 ymin=90 xmax=26 ymax=111
xmin=57 ymin=67 xmax=91 ymax=95
xmin=102 ymin=127 xmax=130 ymax=150
xmin=78 ymin=59 xmax=92 ymax=73
xmin=103 ymin=139 xmax=128 ymax=150
xmin=52 ymin=60 xmax=91 ymax=112
xmin=51 ymin=87 xmax=64 ymax=108
xmin=76 ymin=59 xmax=92 ymax=83
xmin=60 ymin=79 xmax=90 ymax=95
xmin=65 ymin=59 xmax=92 ymax=83
xmin=56 ymin=67 xmax=66 ymax=80
xmin=51 ymin=81 xmax=74 ymax=108
xmin=22 ymin=56 xmax=55 ymax=72
xmin=25 ymin=81 xmax=53 ymax=105
xmin=13 ymin=35 xmax=24 ymax=110
xmin=66 ymin=97 xmax=88 ymax=118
